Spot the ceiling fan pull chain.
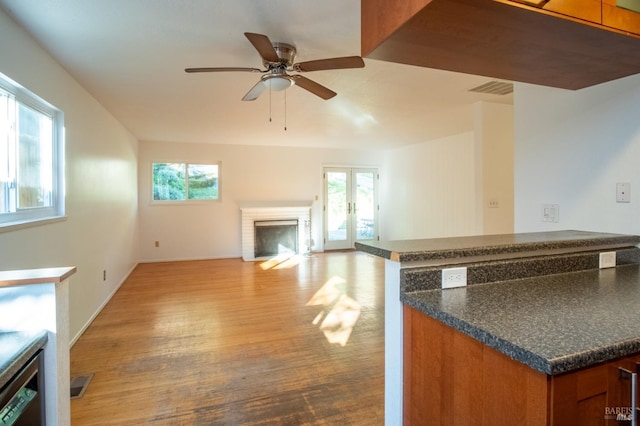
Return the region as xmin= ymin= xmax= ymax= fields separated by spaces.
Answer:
xmin=269 ymin=84 xmax=272 ymax=123
xmin=284 ymin=90 xmax=287 ymax=131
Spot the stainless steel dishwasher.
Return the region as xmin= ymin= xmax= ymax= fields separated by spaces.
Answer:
xmin=0 ymin=349 xmax=45 ymax=426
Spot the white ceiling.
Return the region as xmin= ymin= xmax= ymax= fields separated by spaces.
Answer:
xmin=0 ymin=0 xmax=513 ymax=150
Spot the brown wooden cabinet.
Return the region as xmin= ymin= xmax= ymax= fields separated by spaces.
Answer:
xmin=542 ymin=0 xmax=602 ymax=24
xmin=404 ymin=305 xmax=639 ymax=425
xmin=513 ymin=0 xmax=640 ymax=36
xmin=362 ymin=0 xmax=640 ymax=91
xmin=603 ymin=0 xmax=640 ymax=34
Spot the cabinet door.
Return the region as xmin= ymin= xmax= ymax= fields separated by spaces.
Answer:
xmin=551 ymin=363 xmax=609 ymax=425
xmin=550 ymin=358 xmax=635 ymax=425
xmin=603 ymin=0 xmax=640 ymax=35
xmin=543 ymin=0 xmax=602 ymax=24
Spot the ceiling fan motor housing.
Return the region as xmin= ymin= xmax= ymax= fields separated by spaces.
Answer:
xmin=266 ymin=42 xmax=296 ymax=69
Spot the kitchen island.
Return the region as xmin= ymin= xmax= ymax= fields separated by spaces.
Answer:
xmin=0 ymin=267 xmax=76 ymax=426
xmin=355 ymin=230 xmax=640 ymax=425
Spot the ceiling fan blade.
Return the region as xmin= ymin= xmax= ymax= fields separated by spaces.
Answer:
xmin=292 ymin=75 xmax=336 ymax=100
xmin=294 ymin=56 xmax=365 ymax=72
xmin=241 ymin=80 xmax=266 ymax=101
xmin=244 ymin=32 xmax=280 ymax=63
xmin=185 ymin=67 xmax=263 ymax=73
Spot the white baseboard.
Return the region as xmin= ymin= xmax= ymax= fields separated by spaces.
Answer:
xmin=69 ymin=262 xmax=138 ymax=347
xmin=137 ymin=255 xmax=240 ymax=263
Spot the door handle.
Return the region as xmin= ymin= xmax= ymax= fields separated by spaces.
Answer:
xmin=347 ymin=202 xmax=351 ymax=214
xmin=619 ymin=367 xmax=638 ymax=425
xmin=634 ymin=372 xmax=638 ymax=426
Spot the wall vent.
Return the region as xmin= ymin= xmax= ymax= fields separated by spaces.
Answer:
xmin=469 ymin=81 xmax=513 ymax=95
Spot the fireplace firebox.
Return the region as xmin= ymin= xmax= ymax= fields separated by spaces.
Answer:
xmin=254 ymin=220 xmax=298 ymax=258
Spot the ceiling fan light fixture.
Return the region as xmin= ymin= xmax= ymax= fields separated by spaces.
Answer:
xmin=263 ymin=75 xmax=293 ymax=91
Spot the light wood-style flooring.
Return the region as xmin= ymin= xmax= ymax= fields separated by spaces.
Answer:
xmin=70 ymin=252 xmax=385 ymax=425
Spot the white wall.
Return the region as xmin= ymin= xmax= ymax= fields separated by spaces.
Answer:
xmin=474 ymin=102 xmax=514 ymax=235
xmin=0 ymin=9 xmax=139 ymax=342
xmin=382 ymin=132 xmax=478 ymax=240
xmin=138 ymin=140 xmax=383 ymax=261
xmin=139 ymin=113 xmax=513 ymax=260
xmin=382 ymin=102 xmax=514 ymax=240
xmin=514 ymin=74 xmax=640 ymax=235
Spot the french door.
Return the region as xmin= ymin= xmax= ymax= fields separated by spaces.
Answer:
xmin=323 ymin=167 xmax=378 ymax=250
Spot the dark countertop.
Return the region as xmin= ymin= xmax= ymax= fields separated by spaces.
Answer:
xmin=402 ymin=264 xmax=640 ymax=375
xmin=356 ymin=230 xmax=640 ymax=262
xmin=0 ymin=330 xmax=48 ymax=390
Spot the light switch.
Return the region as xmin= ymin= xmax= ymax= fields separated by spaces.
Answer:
xmin=616 ymin=182 xmax=631 ymax=203
xmin=541 ymin=204 xmax=559 ymax=223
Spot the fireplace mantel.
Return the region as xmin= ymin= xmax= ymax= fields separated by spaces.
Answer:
xmin=238 ymin=200 xmax=313 ymax=210
xmin=239 ymin=200 xmax=312 ymax=261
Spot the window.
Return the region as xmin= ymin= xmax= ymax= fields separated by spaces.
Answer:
xmin=152 ymin=162 xmax=219 ymax=202
xmin=0 ymin=73 xmax=64 ymax=229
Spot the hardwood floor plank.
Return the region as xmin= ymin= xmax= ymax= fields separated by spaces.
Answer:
xmin=70 ymin=252 xmax=384 ymax=425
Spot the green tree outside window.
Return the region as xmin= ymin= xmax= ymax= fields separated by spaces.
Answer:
xmin=152 ymin=162 xmax=218 ymax=201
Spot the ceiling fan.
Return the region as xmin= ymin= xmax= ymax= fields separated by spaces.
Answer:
xmin=185 ymin=32 xmax=365 ymax=101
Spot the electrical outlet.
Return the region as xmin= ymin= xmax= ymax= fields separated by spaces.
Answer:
xmin=442 ymin=267 xmax=467 ymax=289
xmin=599 ymin=251 xmax=616 ymax=269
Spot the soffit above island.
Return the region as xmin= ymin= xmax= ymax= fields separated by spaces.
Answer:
xmin=362 ymin=0 xmax=640 ymax=90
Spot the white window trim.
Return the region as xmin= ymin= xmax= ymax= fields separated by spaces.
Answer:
xmin=0 ymin=72 xmax=65 ymax=231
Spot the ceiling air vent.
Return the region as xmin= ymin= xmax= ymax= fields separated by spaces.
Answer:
xmin=468 ymin=81 xmax=513 ymax=95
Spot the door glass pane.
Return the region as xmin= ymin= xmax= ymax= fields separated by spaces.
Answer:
xmin=327 ymin=171 xmax=347 ymax=242
xmin=355 ymin=171 xmax=375 ymax=240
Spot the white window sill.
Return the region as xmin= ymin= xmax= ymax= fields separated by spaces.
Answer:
xmin=0 ymin=216 xmax=67 ymax=233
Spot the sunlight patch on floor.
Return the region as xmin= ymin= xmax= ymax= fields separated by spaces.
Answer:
xmin=259 ymin=254 xmax=304 ymax=270
xmin=307 ymin=276 xmax=361 ymax=346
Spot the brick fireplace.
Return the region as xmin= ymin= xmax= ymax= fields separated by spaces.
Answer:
xmin=239 ymin=201 xmax=312 ymax=261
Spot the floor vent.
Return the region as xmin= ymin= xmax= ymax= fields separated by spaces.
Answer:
xmin=70 ymin=374 xmax=94 ymax=399
xmin=469 ymin=81 xmax=514 ymax=95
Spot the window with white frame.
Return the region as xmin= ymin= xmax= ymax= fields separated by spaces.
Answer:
xmin=152 ymin=162 xmax=219 ymax=202
xmin=0 ymin=73 xmax=64 ymax=228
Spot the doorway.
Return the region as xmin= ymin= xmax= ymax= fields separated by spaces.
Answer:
xmin=323 ymin=167 xmax=379 ymax=250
